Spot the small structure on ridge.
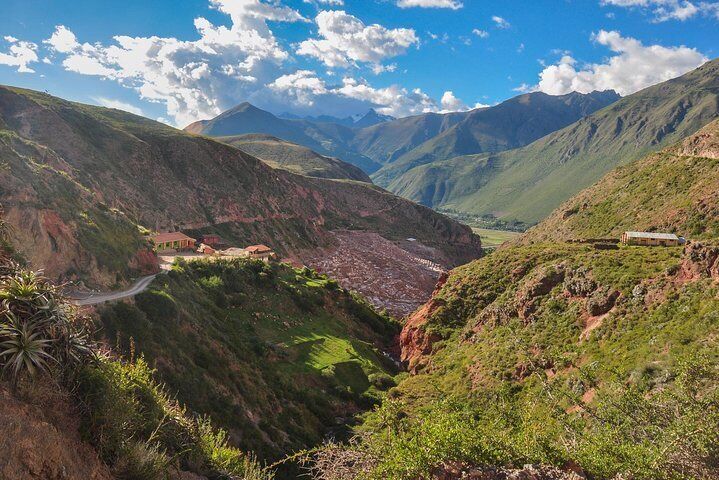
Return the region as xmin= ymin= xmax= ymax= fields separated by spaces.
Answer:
xmin=621 ymin=231 xmax=685 ymax=247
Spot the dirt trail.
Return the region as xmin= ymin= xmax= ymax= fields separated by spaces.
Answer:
xmin=69 ymin=274 xmax=158 ymax=306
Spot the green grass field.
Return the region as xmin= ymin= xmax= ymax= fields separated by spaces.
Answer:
xmin=471 ymin=228 xmax=521 ymax=247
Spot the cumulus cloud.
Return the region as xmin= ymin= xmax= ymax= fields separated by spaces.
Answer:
xmin=296 ymin=10 xmax=418 ymax=71
xmin=601 ymin=0 xmax=719 ymax=21
xmin=266 ymin=70 xmax=444 ymax=117
xmin=437 ymin=91 xmax=488 ymax=112
xmin=304 ymin=0 xmax=344 ymax=7
xmin=535 ymin=30 xmax=707 ymax=96
xmin=492 ymin=16 xmax=511 ymax=28
xmin=30 ymin=0 xmax=459 ymax=124
xmin=44 ymin=25 xmax=80 ymax=53
xmin=42 ymin=0 xmax=308 ymax=126
xmin=93 ymin=97 xmax=146 ymax=116
xmin=440 ymin=91 xmax=466 ymax=111
xmin=396 ymin=0 xmax=463 ymax=9
xmin=0 ymin=36 xmax=39 ymax=73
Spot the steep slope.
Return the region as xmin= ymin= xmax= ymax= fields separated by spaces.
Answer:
xmin=350 ymin=110 xmax=470 ymax=167
xmin=371 ymin=90 xmax=619 ymax=186
xmin=389 ymin=58 xmax=719 ymax=225
xmin=0 ymin=86 xmax=481 ymax=290
xmin=0 ymin=383 xmax=113 ymax=480
xmin=0 ymin=244 xmax=271 ymax=480
xmin=323 ymin=123 xmax=719 ymax=479
xmin=98 ymin=258 xmax=399 ymax=466
xmin=219 ymin=133 xmax=372 ymax=182
xmin=185 ymin=102 xmax=382 ymax=173
xmin=524 ymin=118 xmax=719 ymax=242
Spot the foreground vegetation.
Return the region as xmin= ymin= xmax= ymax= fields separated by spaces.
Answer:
xmin=97 ymin=257 xmax=399 ymax=473
xmin=309 ymin=241 xmax=719 ymax=479
xmin=0 ymin=256 xmax=270 ymax=479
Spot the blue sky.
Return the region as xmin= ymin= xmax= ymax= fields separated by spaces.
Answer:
xmin=1 ymin=0 xmax=717 ymax=126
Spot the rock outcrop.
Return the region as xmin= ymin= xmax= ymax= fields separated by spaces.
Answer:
xmin=400 ymin=272 xmax=449 ymax=373
xmin=681 ymin=241 xmax=719 ymax=281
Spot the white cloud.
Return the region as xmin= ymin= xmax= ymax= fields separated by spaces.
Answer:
xmin=440 ymin=90 xmax=466 ymax=111
xmin=492 ymin=16 xmax=511 ymax=28
xmin=33 ymin=0 xmax=460 ymax=124
xmin=93 ymin=97 xmax=146 ymax=116
xmin=512 ymin=82 xmax=534 ymax=93
xmin=396 ymin=0 xmax=463 ymax=9
xmin=304 ymin=0 xmax=344 ymax=7
xmin=472 ymin=29 xmax=489 ymax=38
xmin=266 ymin=70 xmax=444 ymax=117
xmin=44 ymin=25 xmax=80 ymax=53
xmin=296 ymin=10 xmax=418 ymax=70
xmin=0 ymin=36 xmax=39 ymax=73
xmin=600 ymin=0 xmax=719 ymax=22
xmin=535 ymin=30 xmax=707 ymax=96
xmin=43 ymin=0 xmax=308 ymax=126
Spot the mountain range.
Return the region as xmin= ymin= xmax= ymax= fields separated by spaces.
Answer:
xmin=0 ymin=85 xmax=481 ymax=290
xmin=277 ymin=108 xmax=395 ymax=129
xmin=388 ymin=58 xmax=719 ymax=225
xmin=184 ymin=90 xmax=620 ymax=183
xmin=186 ymin=59 xmax=719 ymax=231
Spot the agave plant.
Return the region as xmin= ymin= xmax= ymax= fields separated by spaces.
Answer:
xmin=0 ymin=267 xmax=97 ymax=385
xmin=0 ymin=313 xmax=53 ymax=384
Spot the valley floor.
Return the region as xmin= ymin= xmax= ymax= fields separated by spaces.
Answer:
xmin=470 ymin=227 xmax=521 ymax=248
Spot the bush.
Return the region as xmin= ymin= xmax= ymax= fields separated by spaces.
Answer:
xmin=77 ymin=356 xmax=273 ymax=480
xmin=135 ymin=290 xmax=178 ymax=323
xmin=0 ymin=268 xmax=94 ymax=385
xmin=368 ymin=373 xmax=396 ymax=391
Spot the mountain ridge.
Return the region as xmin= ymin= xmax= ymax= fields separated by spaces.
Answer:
xmin=218 ymin=133 xmax=372 ymax=182
xmin=185 ymin=90 xmax=620 ymax=184
xmin=370 ymin=90 xmax=620 ymax=186
xmin=387 ymin=58 xmax=719 ymax=225
xmin=0 ymin=85 xmax=481 ymax=290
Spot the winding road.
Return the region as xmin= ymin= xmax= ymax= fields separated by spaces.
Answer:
xmin=69 ymin=274 xmax=159 ymax=306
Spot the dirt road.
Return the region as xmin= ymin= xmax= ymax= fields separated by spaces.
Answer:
xmin=69 ymin=274 xmax=158 ymax=306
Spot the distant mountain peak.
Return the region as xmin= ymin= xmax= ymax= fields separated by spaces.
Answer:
xmin=353 ymin=108 xmax=395 ymax=128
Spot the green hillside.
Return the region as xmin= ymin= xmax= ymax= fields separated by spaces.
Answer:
xmin=220 ymin=133 xmax=372 ymax=182
xmin=97 ymin=258 xmax=399 ymax=466
xmin=524 ymin=119 xmax=719 ymax=242
xmin=0 ymin=242 xmax=271 ymax=480
xmin=307 ymin=118 xmax=719 ymax=479
xmin=349 ymin=110 xmax=468 ymax=166
xmin=388 ymin=58 xmax=719 ymax=225
xmin=371 ymin=90 xmax=619 ymax=187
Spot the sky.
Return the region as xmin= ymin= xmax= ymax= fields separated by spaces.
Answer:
xmin=1 ymin=0 xmax=717 ymax=127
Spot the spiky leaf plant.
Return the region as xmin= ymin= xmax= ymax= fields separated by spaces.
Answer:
xmin=0 ymin=266 xmax=95 ymax=385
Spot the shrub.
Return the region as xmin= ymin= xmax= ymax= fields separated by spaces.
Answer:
xmin=135 ymin=290 xmax=178 ymax=323
xmin=0 ymin=268 xmax=94 ymax=385
xmin=368 ymin=373 xmax=396 ymax=391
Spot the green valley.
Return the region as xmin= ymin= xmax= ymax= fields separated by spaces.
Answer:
xmin=388 ymin=59 xmax=719 ymax=225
